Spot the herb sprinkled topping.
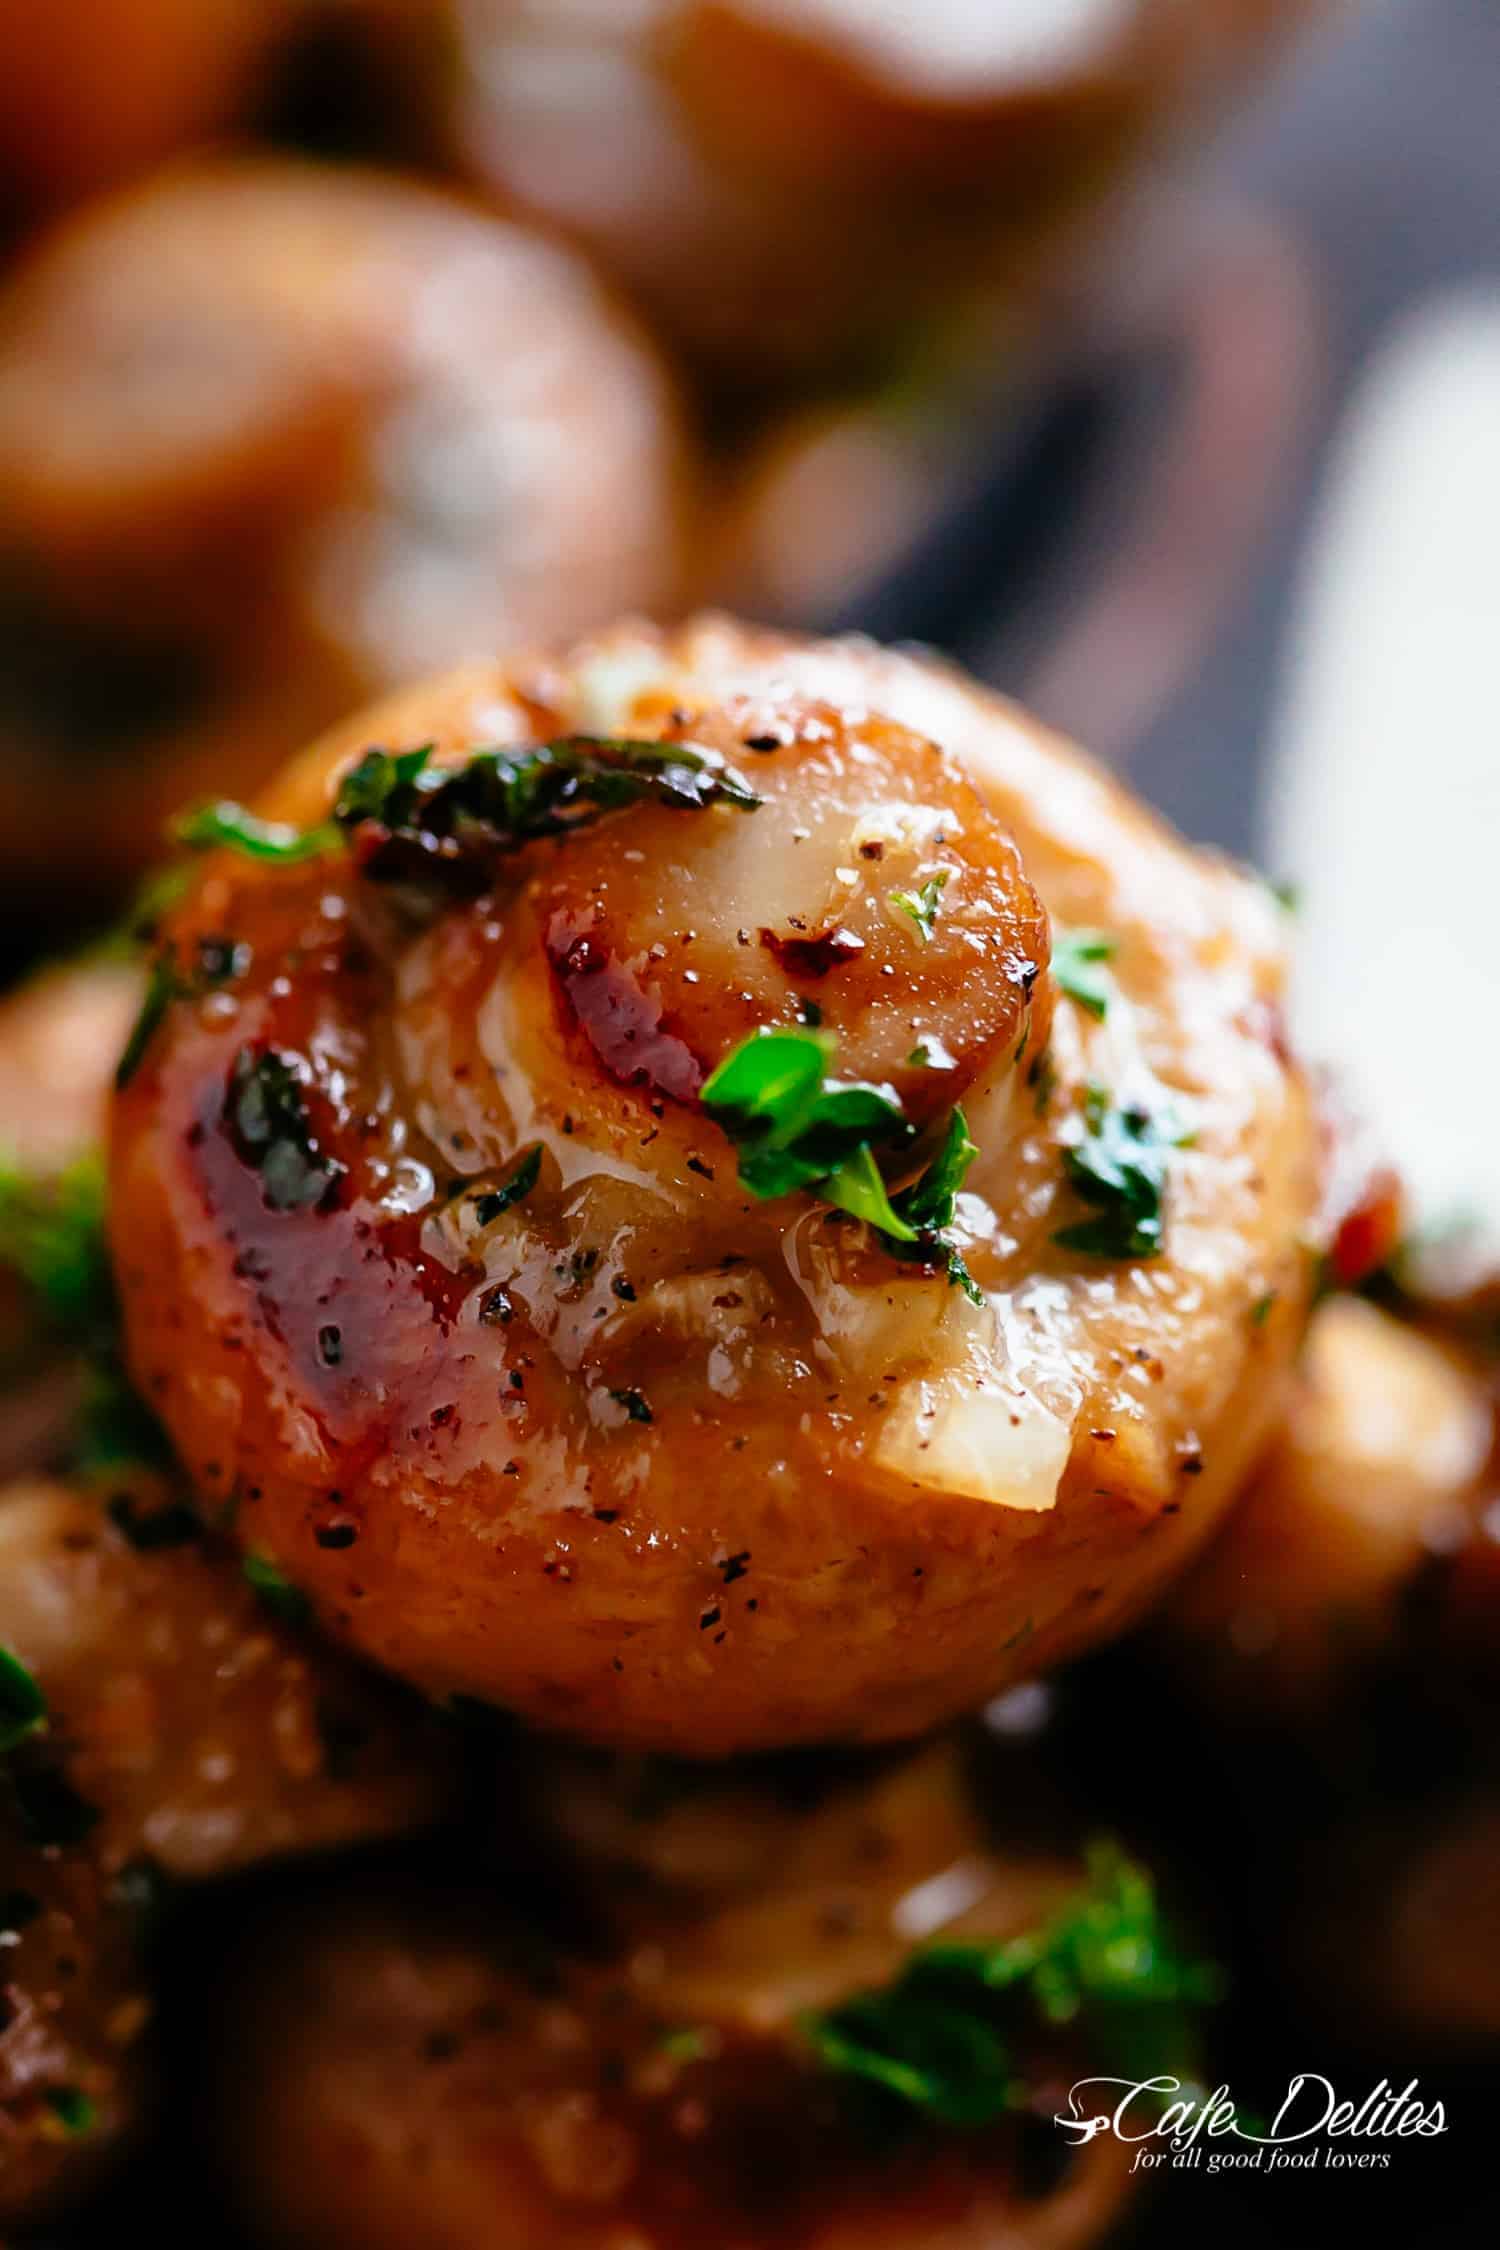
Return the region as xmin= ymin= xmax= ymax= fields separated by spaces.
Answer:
xmin=890 ymin=869 xmax=949 ymax=943
xmin=114 ymin=954 xmax=181 ymax=1090
xmin=1053 ymin=1086 xmax=1185 ymax=1261
xmin=225 ymin=1047 xmax=347 ymax=1214
xmin=1051 ymin=930 xmax=1117 ymax=1021
xmin=115 ymin=931 xmax=249 ymax=1090
xmin=180 ymin=735 xmax=760 ymax=898
xmin=802 ymin=1841 xmax=1217 ymax=2128
xmin=700 ymin=1026 xmax=982 ymax=1303
xmin=242 ymin=1555 xmax=310 ymax=1627
xmin=176 ymin=801 xmax=341 ymax=864
xmin=0 ymin=1143 xmax=173 ymax=1476
xmin=44 ymin=2087 xmax=98 ymax=2137
xmin=0 ymin=1645 xmax=46 ymax=1754
xmin=470 ymin=1146 xmax=542 ymax=1226
xmin=0 ymin=1153 xmax=110 ymax=1335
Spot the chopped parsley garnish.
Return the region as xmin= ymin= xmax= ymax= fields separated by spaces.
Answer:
xmin=1054 ymin=1086 xmax=1181 ymax=1260
xmin=0 ymin=1153 xmax=111 ymax=1335
xmin=242 ymin=1555 xmax=310 ymax=1627
xmin=470 ymin=1145 xmax=542 ymax=1225
xmin=225 ymin=1047 xmax=347 ymax=1213
xmin=0 ymin=1139 xmax=174 ymax=1477
xmin=176 ymin=801 xmax=340 ymax=863
xmin=115 ymin=930 xmax=249 ymax=1090
xmin=609 ymin=1387 xmax=654 ymax=1425
xmin=1051 ymin=931 xmax=1117 ymax=1021
xmin=114 ymin=953 xmax=183 ymax=1090
xmin=802 ymin=1842 xmax=1217 ymax=2129
xmin=700 ymin=1027 xmax=982 ymax=1303
xmin=807 ymin=1982 xmax=1013 ymax=2125
xmin=180 ymin=735 xmax=760 ymax=897
xmin=701 ymin=1026 xmax=913 ymax=1215
xmin=0 ymin=1646 xmax=46 ymax=1754
xmin=890 ymin=870 xmax=949 ymax=943
xmin=44 ymin=2086 xmax=98 ymax=2136
xmin=893 ymin=1108 xmax=977 ymax=1235
xmin=884 ymin=1108 xmax=982 ymax=1304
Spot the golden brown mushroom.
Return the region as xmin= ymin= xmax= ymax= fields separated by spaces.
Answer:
xmin=201 ymin=1745 xmax=1155 ymax=2250
xmin=448 ymin=0 xmax=1320 ymax=401
xmin=0 ymin=1467 xmax=459 ymax=2222
xmin=1158 ymin=1292 xmax=1494 ymax=1715
xmin=110 ymin=617 xmax=1323 ymax=1752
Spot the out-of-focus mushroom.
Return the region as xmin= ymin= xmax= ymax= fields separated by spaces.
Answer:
xmin=0 ymin=157 xmax=698 ymax=896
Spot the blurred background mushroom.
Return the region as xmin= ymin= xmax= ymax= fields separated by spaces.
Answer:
xmin=0 ymin=158 xmax=695 ymax=906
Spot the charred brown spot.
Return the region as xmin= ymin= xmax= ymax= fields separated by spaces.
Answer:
xmin=759 ymin=925 xmax=866 ymax=978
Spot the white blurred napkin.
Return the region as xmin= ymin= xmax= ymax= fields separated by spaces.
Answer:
xmin=1263 ymin=287 xmax=1500 ymax=1279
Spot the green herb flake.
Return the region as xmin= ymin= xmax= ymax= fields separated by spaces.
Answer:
xmin=43 ymin=2087 xmax=97 ymax=2137
xmin=1054 ymin=1086 xmax=1183 ymax=1261
xmin=338 ymin=735 xmax=761 ymax=891
xmin=471 ymin=1146 xmax=542 ymax=1226
xmin=802 ymin=1841 xmax=1217 ymax=2128
xmin=114 ymin=953 xmax=185 ymax=1091
xmin=1051 ymin=930 xmax=1117 ymax=1021
xmin=609 ymin=1387 xmax=654 ymax=1425
xmin=114 ymin=932 xmax=251 ymax=1092
xmin=1250 ymin=1291 xmax=1276 ymax=1327
xmin=894 ymin=1108 xmax=977 ymax=1235
xmin=0 ymin=1153 xmax=111 ymax=1334
xmin=890 ymin=869 xmax=949 ymax=944
xmin=884 ymin=1108 xmax=984 ymax=1306
xmin=803 ymin=1987 xmax=1014 ymax=2127
xmin=225 ymin=1047 xmax=346 ymax=1214
xmin=0 ymin=1141 xmax=174 ymax=1479
xmin=657 ymin=2026 xmax=711 ymax=2062
xmin=699 ymin=1025 xmax=832 ymax=1135
xmin=0 ymin=1646 xmax=46 ymax=1754
xmin=176 ymin=801 xmax=340 ymax=864
xmin=180 ymin=736 xmax=760 ymax=897
xmin=242 ymin=1555 xmax=311 ymax=1628
xmin=701 ymin=1028 xmax=982 ymax=1303
xmin=332 ymin=744 xmax=436 ymax=826
xmin=820 ymin=1143 xmax=918 ymax=1241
